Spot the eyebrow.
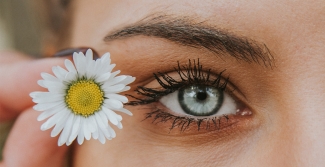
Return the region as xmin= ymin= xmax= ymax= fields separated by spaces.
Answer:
xmin=104 ymin=16 xmax=274 ymax=67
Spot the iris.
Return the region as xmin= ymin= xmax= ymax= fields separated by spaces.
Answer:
xmin=178 ymin=85 xmax=224 ymax=116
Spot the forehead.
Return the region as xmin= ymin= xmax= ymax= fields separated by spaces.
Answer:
xmin=71 ymin=0 xmax=325 ymax=33
xmin=71 ymin=0 xmax=325 ymax=64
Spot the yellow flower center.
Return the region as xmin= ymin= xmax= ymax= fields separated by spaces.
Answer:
xmin=65 ymin=80 xmax=104 ymax=117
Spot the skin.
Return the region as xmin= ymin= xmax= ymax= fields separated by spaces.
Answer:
xmin=68 ymin=0 xmax=325 ymax=166
xmin=1 ymin=0 xmax=325 ymax=166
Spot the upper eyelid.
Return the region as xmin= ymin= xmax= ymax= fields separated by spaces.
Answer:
xmin=126 ymin=59 xmax=247 ymax=105
xmin=126 ymin=60 xmax=254 ymax=133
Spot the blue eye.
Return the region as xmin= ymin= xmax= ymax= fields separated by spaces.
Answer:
xmin=160 ymin=85 xmax=237 ymax=118
xmin=178 ymin=85 xmax=224 ymax=116
xmin=127 ymin=59 xmax=250 ymax=131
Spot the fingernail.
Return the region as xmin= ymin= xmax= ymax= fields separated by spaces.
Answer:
xmin=53 ymin=47 xmax=100 ymax=60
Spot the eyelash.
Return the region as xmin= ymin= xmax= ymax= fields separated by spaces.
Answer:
xmin=127 ymin=59 xmax=236 ymax=132
xmin=143 ymin=108 xmax=231 ymax=132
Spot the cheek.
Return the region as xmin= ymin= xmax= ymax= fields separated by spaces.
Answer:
xmin=73 ymin=106 xmax=263 ymax=167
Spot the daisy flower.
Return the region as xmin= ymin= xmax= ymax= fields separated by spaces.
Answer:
xmin=30 ymin=49 xmax=135 ymax=146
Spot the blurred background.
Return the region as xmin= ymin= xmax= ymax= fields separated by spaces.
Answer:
xmin=0 ymin=0 xmax=44 ymax=160
xmin=0 ymin=0 xmax=43 ymax=56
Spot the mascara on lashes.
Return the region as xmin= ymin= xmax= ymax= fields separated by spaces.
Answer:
xmin=126 ymin=59 xmax=248 ymax=132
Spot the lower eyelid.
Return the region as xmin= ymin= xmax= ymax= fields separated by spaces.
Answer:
xmin=135 ymin=103 xmax=260 ymax=147
xmin=141 ymin=102 xmax=253 ymax=134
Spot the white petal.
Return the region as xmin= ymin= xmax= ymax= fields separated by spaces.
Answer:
xmin=101 ymin=53 xmax=110 ymax=62
xmin=40 ymin=109 xmax=65 ymax=131
xmin=105 ymin=99 xmax=123 ymax=109
xmin=98 ymin=111 xmax=109 ymax=126
xmin=40 ymin=80 xmax=66 ymax=93
xmin=85 ymin=49 xmax=93 ymax=61
xmin=37 ymin=80 xmax=46 ymax=88
xmin=104 ymin=75 xmax=127 ymax=86
xmin=77 ymin=120 xmax=85 ymax=145
xmin=108 ymin=70 xmax=120 ymax=80
xmin=115 ymin=86 xmax=130 ymax=93
xmin=66 ymin=140 xmax=73 ymax=146
xmin=87 ymin=116 xmax=96 ymax=133
xmin=119 ymin=76 xmax=136 ymax=85
xmin=42 ymin=80 xmax=66 ymax=89
xmin=50 ymin=110 xmax=71 ymax=137
xmin=47 ymin=86 xmax=66 ymax=94
xmin=41 ymin=111 xmax=64 ymax=131
xmin=30 ymin=91 xmax=64 ymax=99
xmin=97 ymin=63 xmax=110 ymax=75
xmin=83 ymin=118 xmax=91 ymax=140
xmin=107 ymin=106 xmax=133 ymax=116
xmin=105 ymin=64 xmax=115 ymax=74
xmin=98 ymin=130 xmax=106 ymax=144
xmin=102 ymin=129 xmax=112 ymax=140
xmin=37 ymin=103 xmax=65 ymax=121
xmin=102 ymin=84 xmax=125 ymax=93
xmin=32 ymin=93 xmax=64 ymax=103
xmin=95 ymin=115 xmax=111 ymax=140
xmin=104 ymin=86 xmax=130 ymax=94
xmin=58 ymin=114 xmax=75 ymax=146
xmin=86 ymin=61 xmax=95 ymax=79
xmin=113 ymin=112 xmax=122 ymax=122
xmin=95 ymin=72 xmax=111 ymax=83
xmin=100 ymin=54 xmax=111 ymax=68
xmin=73 ymin=53 xmax=79 ymax=68
xmin=33 ymin=101 xmax=63 ymax=111
xmin=105 ymin=93 xmax=128 ymax=103
xmin=97 ymin=61 xmax=112 ymax=75
xmin=102 ymin=107 xmax=118 ymax=125
xmin=74 ymin=52 xmax=86 ymax=77
xmin=116 ymin=121 xmax=123 ymax=129
xmin=92 ymin=59 xmax=102 ymax=75
xmin=92 ymin=130 xmax=99 ymax=139
xmin=65 ymin=59 xmax=77 ymax=73
xmin=107 ymin=124 xmax=116 ymax=138
xmin=68 ymin=115 xmax=81 ymax=143
xmin=85 ymin=52 xmax=96 ymax=78
xmin=52 ymin=66 xmax=66 ymax=80
xmin=30 ymin=91 xmax=44 ymax=98
xmin=30 ymin=92 xmax=37 ymax=98
xmin=57 ymin=66 xmax=69 ymax=76
xmin=65 ymin=72 xmax=77 ymax=82
xmin=41 ymin=72 xmax=59 ymax=82
xmin=95 ymin=113 xmax=107 ymax=130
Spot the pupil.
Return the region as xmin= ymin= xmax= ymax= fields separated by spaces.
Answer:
xmin=196 ymin=91 xmax=207 ymax=101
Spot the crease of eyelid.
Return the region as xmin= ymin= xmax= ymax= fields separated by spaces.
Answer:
xmin=124 ymin=66 xmax=247 ymax=102
xmin=104 ymin=14 xmax=275 ymax=68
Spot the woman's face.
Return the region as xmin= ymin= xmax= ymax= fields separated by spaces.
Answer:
xmin=69 ymin=0 xmax=325 ymax=166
